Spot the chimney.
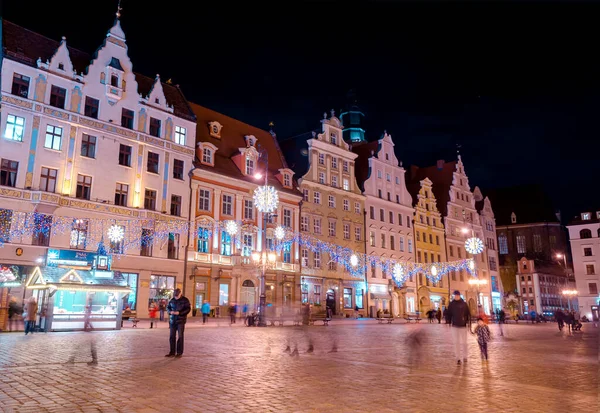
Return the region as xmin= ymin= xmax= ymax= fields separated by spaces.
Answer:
xmin=436 ymin=160 xmax=445 ymax=170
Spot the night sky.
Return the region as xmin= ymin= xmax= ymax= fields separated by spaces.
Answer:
xmin=4 ymin=1 xmax=599 ymax=221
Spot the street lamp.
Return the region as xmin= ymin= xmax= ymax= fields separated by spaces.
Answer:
xmin=556 ymin=253 xmax=567 ymax=269
xmin=252 ymin=148 xmax=280 ymax=327
xmin=561 ymin=289 xmax=577 ymax=312
xmin=468 ymin=278 xmax=488 ymax=306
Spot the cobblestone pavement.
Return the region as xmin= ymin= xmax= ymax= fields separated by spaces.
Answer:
xmin=0 ymin=321 xmax=597 ymax=413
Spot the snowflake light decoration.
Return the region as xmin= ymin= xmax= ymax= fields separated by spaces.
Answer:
xmin=274 ymin=226 xmax=286 ymax=240
xmin=430 ymin=265 xmax=438 ymax=277
xmin=349 ymin=254 xmax=358 ymax=267
xmin=253 ymin=185 xmax=279 ymax=213
xmin=107 ymin=224 xmax=124 ymax=243
xmin=465 ymin=237 xmax=484 ymax=255
xmin=225 ymin=220 xmax=239 ymax=236
xmin=392 ymin=263 xmax=404 ymax=282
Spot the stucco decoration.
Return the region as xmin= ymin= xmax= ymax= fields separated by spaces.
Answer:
xmin=33 ymin=74 xmax=47 ymax=102
xmin=164 ymin=117 xmax=174 ymax=141
xmin=138 ymin=108 xmax=147 ymax=132
xmin=70 ymin=86 xmax=83 ymax=113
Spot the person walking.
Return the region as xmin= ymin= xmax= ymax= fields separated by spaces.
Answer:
xmin=159 ymin=299 xmax=166 ymax=322
xmin=473 ymin=317 xmax=491 ymax=361
xmin=447 ymin=290 xmax=471 ymax=365
xmin=201 ymin=300 xmax=210 ymax=324
xmin=8 ymin=296 xmax=22 ymax=332
xmin=166 ymin=289 xmax=191 ymax=358
xmin=149 ymin=302 xmax=158 ymax=329
xmin=24 ymin=296 xmax=38 ymax=335
xmin=228 ymin=303 xmax=236 ymax=325
xmin=242 ymin=303 xmax=248 ymax=321
xmin=436 ymin=308 xmax=442 ymax=324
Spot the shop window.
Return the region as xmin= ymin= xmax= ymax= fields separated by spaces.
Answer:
xmin=314 ymin=284 xmax=321 ymax=305
xmin=343 ymin=288 xmax=352 ymax=309
xmin=70 ymin=219 xmax=88 ymax=249
xmin=219 ymin=283 xmax=229 ymax=306
xmin=301 ymin=283 xmax=309 ymax=303
xmin=355 ymin=289 xmax=363 ymax=309
xmin=149 ymin=275 xmax=175 ymax=306
xmin=122 ymin=273 xmax=138 ymax=311
xmin=53 ymin=290 xmax=119 ymax=317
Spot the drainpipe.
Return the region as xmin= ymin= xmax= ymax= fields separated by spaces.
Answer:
xmin=298 ymin=200 xmax=303 ymax=304
xmin=182 ymin=167 xmax=198 ymax=297
xmin=363 ymin=207 xmax=369 ymax=317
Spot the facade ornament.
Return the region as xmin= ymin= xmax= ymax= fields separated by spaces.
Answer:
xmin=323 ymin=112 xmax=327 ymax=119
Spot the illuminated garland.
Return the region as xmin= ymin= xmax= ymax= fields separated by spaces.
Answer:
xmin=0 ymin=209 xmax=479 ymax=285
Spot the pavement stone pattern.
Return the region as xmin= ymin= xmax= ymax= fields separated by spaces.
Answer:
xmin=0 ymin=320 xmax=597 ymax=413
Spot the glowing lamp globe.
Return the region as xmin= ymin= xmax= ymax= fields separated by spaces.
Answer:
xmin=392 ymin=263 xmax=403 ymax=280
xmin=465 ymin=237 xmax=484 ymax=255
xmin=430 ymin=265 xmax=438 ymax=277
xmin=107 ymin=225 xmax=124 ymax=243
xmin=349 ymin=254 xmax=358 ymax=267
xmin=253 ymin=185 xmax=279 ymax=213
xmin=468 ymin=259 xmax=475 ymax=270
xmin=225 ymin=220 xmax=238 ymax=236
xmin=274 ymin=226 xmax=286 ymax=240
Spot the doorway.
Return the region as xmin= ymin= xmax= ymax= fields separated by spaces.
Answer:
xmin=241 ymin=280 xmax=256 ymax=312
xmin=326 ymin=289 xmax=336 ymax=315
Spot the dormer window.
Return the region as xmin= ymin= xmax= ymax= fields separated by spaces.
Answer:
xmin=284 ymin=174 xmax=291 ymax=187
xmin=198 ymin=142 xmax=218 ymax=167
xmin=202 ymin=148 xmax=213 ymax=165
xmin=331 ymin=133 xmax=337 ymax=145
xmin=246 ymin=157 xmax=255 ymax=175
xmin=111 ymin=74 xmax=119 ymax=87
xmin=582 ymin=212 xmax=591 ymax=220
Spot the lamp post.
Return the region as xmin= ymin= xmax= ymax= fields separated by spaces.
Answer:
xmin=561 ymin=289 xmax=577 ymax=312
xmin=252 ymin=147 xmax=280 ymax=327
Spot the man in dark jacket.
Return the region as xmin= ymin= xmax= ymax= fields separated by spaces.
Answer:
xmin=166 ymin=288 xmax=191 ymax=358
xmin=447 ymin=290 xmax=471 ymax=365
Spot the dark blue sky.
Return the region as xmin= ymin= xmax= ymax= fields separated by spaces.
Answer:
xmin=4 ymin=1 xmax=599 ymax=221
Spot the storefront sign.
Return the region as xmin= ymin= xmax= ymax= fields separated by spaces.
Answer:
xmin=47 ymin=249 xmax=96 ymax=268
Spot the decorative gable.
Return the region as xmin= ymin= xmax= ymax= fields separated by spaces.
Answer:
xmin=319 ymin=110 xmax=349 ymax=150
xmin=145 ymin=74 xmax=174 ymax=113
xmin=26 ymin=267 xmax=46 ymax=288
xmin=44 ymin=36 xmax=75 ymax=76
xmin=60 ymin=269 xmax=84 ymax=284
xmin=208 ymin=121 xmax=223 ymax=138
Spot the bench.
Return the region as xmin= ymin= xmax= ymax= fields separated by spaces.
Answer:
xmin=309 ymin=313 xmax=331 ymax=326
xmin=404 ymin=316 xmax=422 ymax=323
xmin=268 ymin=315 xmax=301 ymax=326
xmin=376 ymin=315 xmax=395 ymax=324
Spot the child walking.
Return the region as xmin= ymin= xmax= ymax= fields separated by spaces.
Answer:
xmin=473 ymin=317 xmax=491 ymax=361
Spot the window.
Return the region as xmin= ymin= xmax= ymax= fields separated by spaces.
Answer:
xmin=80 ymin=134 xmax=96 ymax=158
xmin=331 ymin=157 xmax=338 ymax=169
xmin=516 ymin=235 xmax=526 ymax=254
xmin=76 ymin=174 xmax=92 ymax=199
xmin=314 ymin=251 xmax=321 ymax=268
xmin=344 ymin=288 xmax=352 ymax=309
xmin=319 ymin=172 xmax=326 ymax=184
xmin=246 ymin=157 xmax=254 ymax=175
xmin=197 ymin=228 xmax=210 ymax=253
xmin=386 ymin=173 xmax=391 ymax=182
xmin=408 ymin=239 xmax=413 ymax=252
xmin=283 ymin=209 xmax=292 ymax=228
xmin=584 ymin=247 xmax=593 ymax=257
xmin=370 ymin=231 xmax=375 ymax=247
xmin=11 ymin=73 xmax=30 ymax=98
xmin=173 ymin=159 xmax=184 ymax=180
xmin=149 ymin=117 xmax=161 ymax=137
xmin=70 ymin=219 xmax=88 ymax=249
xmin=170 ymin=195 xmax=182 ymax=216
xmin=121 ymin=108 xmax=135 ymax=129
xmin=222 ymin=194 xmax=233 ymax=216
xmin=244 ymin=200 xmax=254 ymax=220
xmin=328 ymin=195 xmax=336 ymax=208
xmin=377 ymin=170 xmax=382 ymax=179
xmin=328 ymin=221 xmax=336 ymax=237
xmin=32 ymin=214 xmax=52 ymax=246
xmin=198 ymin=189 xmax=210 ymax=211
xmin=300 ymin=216 xmax=309 ymax=232
xmin=141 ymin=228 xmax=154 ymax=257
xmin=318 ymin=153 xmax=325 ymax=165
xmin=355 ymin=226 xmax=362 ymax=241
xmin=400 ymin=237 xmax=404 ymax=251
xmin=533 ymin=234 xmax=542 ymax=252
xmin=396 ymin=195 xmax=400 ymax=204
xmin=343 ymin=199 xmax=349 ymax=211
xmin=283 ymin=243 xmax=291 ymax=263
xmin=580 ymin=229 xmax=592 ymax=239
xmin=313 ymin=218 xmax=321 ymax=234
xmin=114 ymin=183 xmax=128 ymax=206
xmin=343 ymin=178 xmax=349 ymax=191
xmin=221 ymin=231 xmax=232 ymax=256
xmin=406 ymin=216 xmax=411 ymax=228
xmin=586 ymin=264 xmax=595 ymax=275
xmin=303 ymin=189 xmax=309 ymax=202
xmin=168 ymin=233 xmax=179 ymax=259
xmin=343 ymin=160 xmax=349 ymax=172
xmin=4 ymin=115 xmax=25 ymax=141
xmin=330 ymin=133 xmax=337 ymax=145
xmin=390 ymin=235 xmax=395 ymax=250
xmin=84 ymin=96 xmax=99 ymax=119
xmin=39 ymin=167 xmax=57 ymax=192
xmin=175 ymin=126 xmax=186 ymax=145
xmin=44 ymin=125 xmax=62 ymax=150
xmin=449 ymin=246 xmax=454 ymax=257
xmin=381 ymin=234 xmax=386 ymax=248
xmin=301 ymin=249 xmax=309 ymax=266
xmin=202 ymin=148 xmax=213 ymax=165
xmin=144 ymin=189 xmax=157 ymax=210
xmin=147 ymin=152 xmax=159 ymax=174
xmin=389 ymin=211 xmax=394 ymax=224
xmin=589 ymin=283 xmax=598 ymax=295
xmin=343 ymin=223 xmax=350 ymax=239
xmin=0 ymin=159 xmax=19 ymax=188
xmin=119 ymin=144 xmax=132 ymax=167
xmin=49 ymin=85 xmax=66 ymax=109
xmin=313 ymin=192 xmax=321 ymax=204
xmin=380 ymin=209 xmax=385 ymax=221
xmin=369 ymin=206 xmax=375 ymax=220
xmin=0 ymin=209 xmax=12 ymax=243
xmin=332 ymin=176 xmax=338 ymax=188
xmin=499 ymin=234 xmax=508 ymax=254
xmin=284 ymin=174 xmax=291 ymax=187
xmin=355 ymin=202 xmax=360 ymax=214
xmin=110 ymin=225 xmax=125 ymax=254
xmin=489 ymin=256 xmax=497 ymax=271
xmin=149 ymin=275 xmax=175 ymax=305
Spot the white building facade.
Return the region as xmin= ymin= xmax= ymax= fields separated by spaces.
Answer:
xmin=567 ymin=211 xmax=600 ymax=321
xmin=0 ymin=18 xmax=196 ymax=319
xmin=355 ymin=133 xmax=415 ymax=317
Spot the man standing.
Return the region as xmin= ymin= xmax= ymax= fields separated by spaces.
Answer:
xmin=166 ymin=288 xmax=191 ymax=358
xmin=447 ymin=290 xmax=471 ymax=365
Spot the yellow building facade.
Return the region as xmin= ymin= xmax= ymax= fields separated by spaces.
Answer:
xmin=412 ymin=178 xmax=449 ymax=313
xmin=299 ymin=112 xmax=366 ymax=317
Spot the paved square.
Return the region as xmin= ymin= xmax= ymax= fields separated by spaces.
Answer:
xmin=0 ymin=320 xmax=597 ymax=412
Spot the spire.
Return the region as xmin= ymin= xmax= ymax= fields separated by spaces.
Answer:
xmin=116 ymin=0 xmax=122 ymax=19
xmin=108 ymin=0 xmax=126 ymax=40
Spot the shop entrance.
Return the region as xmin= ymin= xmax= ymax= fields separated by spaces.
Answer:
xmin=326 ymin=289 xmax=336 ymax=315
xmin=592 ymin=305 xmax=599 ymax=322
xmin=241 ymin=280 xmax=256 ymax=312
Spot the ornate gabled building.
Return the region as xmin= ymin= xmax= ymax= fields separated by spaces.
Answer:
xmin=408 ymin=156 xmax=492 ymax=315
xmin=296 ymin=111 xmax=366 ymax=317
xmin=0 ymin=16 xmax=196 ymax=322
xmin=406 ymin=177 xmax=449 ymax=314
xmin=187 ymin=104 xmax=302 ymax=317
xmin=353 ymin=132 xmax=414 ymax=317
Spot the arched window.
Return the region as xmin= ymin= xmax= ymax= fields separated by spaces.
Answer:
xmin=580 ymin=229 xmax=592 ymax=239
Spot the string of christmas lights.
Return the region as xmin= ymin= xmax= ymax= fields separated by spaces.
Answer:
xmin=0 ymin=209 xmax=479 ymax=286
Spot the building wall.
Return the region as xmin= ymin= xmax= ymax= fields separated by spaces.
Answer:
xmin=363 ymin=133 xmax=415 ymax=317
xmin=412 ymin=178 xmax=448 ymax=314
xmin=567 ymin=214 xmax=600 ymax=320
xmin=0 ymin=20 xmax=196 ymax=318
xmin=477 ymin=194 xmax=503 ymax=312
xmin=299 ymin=113 xmax=365 ymax=317
xmin=497 ymin=223 xmax=568 ymax=266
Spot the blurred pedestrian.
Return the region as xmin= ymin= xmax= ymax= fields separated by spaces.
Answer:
xmin=201 ymin=300 xmax=210 ymax=324
xmin=473 ymin=317 xmax=491 ymax=362
xmin=242 ymin=303 xmax=248 ymax=320
xmin=165 ymin=288 xmax=191 ymax=358
xmin=229 ymin=303 xmax=236 ymax=324
xmin=159 ymin=299 xmax=166 ymax=322
xmin=149 ymin=301 xmax=158 ymax=329
xmin=24 ymin=296 xmax=38 ymax=335
xmin=8 ymin=296 xmax=22 ymax=332
xmin=447 ymin=290 xmax=471 ymax=365
xmin=436 ymin=308 xmax=442 ymax=324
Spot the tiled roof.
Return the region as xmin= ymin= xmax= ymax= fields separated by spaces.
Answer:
xmin=351 ymin=140 xmax=379 ymax=192
xmin=568 ymin=212 xmax=600 ymax=226
xmin=2 ymin=20 xmax=195 ymax=121
xmin=406 ymin=160 xmax=457 ymax=216
xmin=484 ymin=184 xmax=559 ymax=226
xmin=190 ymin=102 xmax=302 ymax=197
